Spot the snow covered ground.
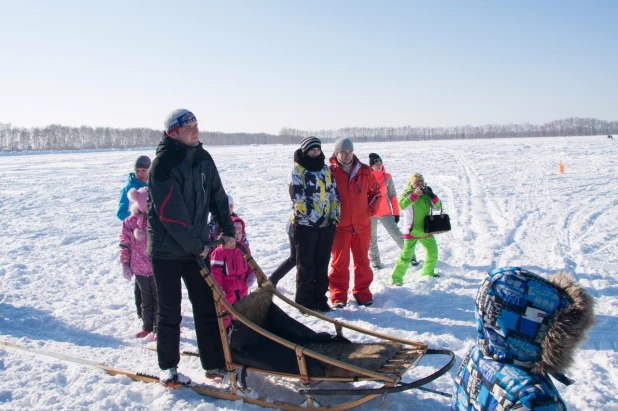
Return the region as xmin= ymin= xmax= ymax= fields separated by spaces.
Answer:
xmin=1 ymin=135 xmax=617 ymax=410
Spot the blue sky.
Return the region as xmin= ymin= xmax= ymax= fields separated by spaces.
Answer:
xmin=1 ymin=0 xmax=616 ymax=134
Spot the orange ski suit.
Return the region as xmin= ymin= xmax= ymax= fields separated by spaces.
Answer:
xmin=328 ymin=155 xmax=380 ymax=304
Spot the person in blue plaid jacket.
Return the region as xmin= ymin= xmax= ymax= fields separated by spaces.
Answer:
xmin=452 ymin=267 xmax=594 ymax=411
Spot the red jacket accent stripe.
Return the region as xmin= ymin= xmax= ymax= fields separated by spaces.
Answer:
xmin=160 ymin=186 xmax=189 ymax=227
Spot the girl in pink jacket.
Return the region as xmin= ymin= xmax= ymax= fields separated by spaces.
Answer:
xmin=119 ymin=187 xmax=157 ymax=340
xmin=210 ymin=216 xmax=256 ymax=328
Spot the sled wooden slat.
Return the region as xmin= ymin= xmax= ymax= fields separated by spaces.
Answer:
xmin=378 ymin=351 xmax=423 ymax=375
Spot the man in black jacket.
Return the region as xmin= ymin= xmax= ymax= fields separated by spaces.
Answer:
xmin=147 ymin=108 xmax=235 ymax=385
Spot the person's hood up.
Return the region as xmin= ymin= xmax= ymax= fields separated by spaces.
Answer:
xmin=232 ymin=216 xmax=246 ymax=236
xmin=476 ymin=267 xmax=594 ymax=376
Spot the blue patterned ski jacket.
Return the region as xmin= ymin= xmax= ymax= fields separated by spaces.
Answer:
xmin=452 ymin=267 xmax=594 ymax=411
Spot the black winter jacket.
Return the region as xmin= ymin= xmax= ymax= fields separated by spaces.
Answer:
xmin=147 ymin=134 xmax=234 ymax=259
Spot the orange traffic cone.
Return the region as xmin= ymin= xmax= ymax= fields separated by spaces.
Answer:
xmin=558 ymin=160 xmax=564 ymax=174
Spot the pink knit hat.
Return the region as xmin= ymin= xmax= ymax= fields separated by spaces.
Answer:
xmin=128 ymin=187 xmax=148 ymax=214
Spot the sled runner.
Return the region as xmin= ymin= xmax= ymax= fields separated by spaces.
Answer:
xmin=196 ymin=240 xmax=456 ymax=409
xmin=0 ymin=340 xmax=318 ymax=409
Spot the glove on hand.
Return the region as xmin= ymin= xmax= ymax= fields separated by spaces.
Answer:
xmin=394 ymin=215 xmax=400 ymax=223
xmin=422 ymin=185 xmax=435 ymax=198
xmin=122 ymin=265 xmax=133 ymax=281
xmin=246 ymin=272 xmax=256 ymax=288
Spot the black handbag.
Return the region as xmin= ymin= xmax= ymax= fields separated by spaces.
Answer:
xmin=424 ymin=203 xmax=451 ymax=235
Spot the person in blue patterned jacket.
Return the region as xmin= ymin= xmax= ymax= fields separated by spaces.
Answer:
xmin=289 ymin=136 xmax=340 ymax=312
xmin=452 ymin=267 xmax=594 ymax=411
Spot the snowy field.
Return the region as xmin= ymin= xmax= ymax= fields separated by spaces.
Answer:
xmin=1 ymin=135 xmax=617 ymax=410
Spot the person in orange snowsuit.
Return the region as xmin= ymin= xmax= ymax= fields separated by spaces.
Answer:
xmin=328 ymin=138 xmax=380 ymax=308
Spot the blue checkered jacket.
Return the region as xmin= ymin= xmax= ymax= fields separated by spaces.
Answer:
xmin=452 ymin=345 xmax=565 ymax=410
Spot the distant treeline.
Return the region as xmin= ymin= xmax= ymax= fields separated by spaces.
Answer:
xmin=1 ymin=117 xmax=616 ymax=152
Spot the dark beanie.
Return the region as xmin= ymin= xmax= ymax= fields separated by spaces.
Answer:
xmin=368 ymin=153 xmax=381 ymax=166
xmin=134 ymin=155 xmax=151 ymax=169
xmin=300 ymin=136 xmax=321 ymax=153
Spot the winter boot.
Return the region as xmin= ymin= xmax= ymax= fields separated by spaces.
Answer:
xmin=206 ymin=368 xmax=230 ymax=384
xmin=136 ymin=329 xmax=150 ymax=338
xmin=314 ymin=301 xmax=332 ymax=313
xmin=159 ymin=368 xmax=191 ymax=386
xmin=354 ymin=295 xmax=373 ymax=307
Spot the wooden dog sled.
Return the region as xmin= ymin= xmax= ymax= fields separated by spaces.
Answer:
xmin=195 ymin=241 xmax=456 ymax=410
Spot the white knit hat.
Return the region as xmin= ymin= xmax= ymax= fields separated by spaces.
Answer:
xmin=164 ymin=109 xmax=197 ymax=135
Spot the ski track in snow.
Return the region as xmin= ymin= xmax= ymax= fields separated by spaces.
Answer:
xmin=0 ymin=136 xmax=617 ymax=410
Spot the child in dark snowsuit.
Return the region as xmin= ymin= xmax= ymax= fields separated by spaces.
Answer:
xmin=452 ymin=267 xmax=594 ymax=410
xmin=119 ymin=187 xmax=157 ymax=341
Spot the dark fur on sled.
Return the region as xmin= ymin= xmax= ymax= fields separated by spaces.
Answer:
xmin=232 ymin=281 xmax=275 ymax=326
xmin=307 ymin=341 xmax=403 ymax=377
xmin=535 ymin=272 xmax=595 ymax=376
xmin=231 ymin=280 xmax=404 ymax=378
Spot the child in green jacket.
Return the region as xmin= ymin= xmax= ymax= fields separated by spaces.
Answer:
xmin=391 ymin=173 xmax=441 ymax=284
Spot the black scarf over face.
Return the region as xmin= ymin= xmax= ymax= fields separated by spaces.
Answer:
xmin=294 ymin=148 xmax=325 ymax=172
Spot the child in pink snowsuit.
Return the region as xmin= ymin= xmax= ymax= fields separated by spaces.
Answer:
xmin=119 ymin=187 xmax=157 ymax=340
xmin=210 ymin=216 xmax=256 ymax=328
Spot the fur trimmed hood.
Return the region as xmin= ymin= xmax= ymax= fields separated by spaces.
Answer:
xmin=475 ymin=267 xmax=594 ymax=376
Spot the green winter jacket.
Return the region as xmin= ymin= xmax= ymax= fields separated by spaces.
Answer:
xmin=399 ymin=181 xmax=441 ymax=239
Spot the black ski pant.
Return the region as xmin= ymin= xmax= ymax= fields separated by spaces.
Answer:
xmin=269 ymin=230 xmax=296 ymax=286
xmin=135 ymin=275 xmax=158 ymax=333
xmin=151 ymin=257 xmax=224 ymax=371
xmin=134 ymin=280 xmax=142 ymax=319
xmin=293 ymin=224 xmax=335 ymax=309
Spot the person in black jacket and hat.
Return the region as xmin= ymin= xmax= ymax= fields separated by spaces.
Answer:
xmin=147 ymin=108 xmax=235 ymax=385
xmin=289 ymin=136 xmax=340 ymax=312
